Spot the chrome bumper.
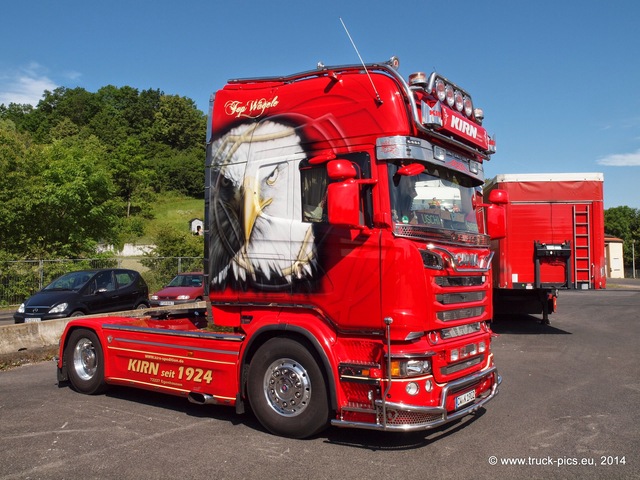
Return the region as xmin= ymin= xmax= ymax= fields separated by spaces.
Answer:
xmin=331 ymin=366 xmax=501 ymax=432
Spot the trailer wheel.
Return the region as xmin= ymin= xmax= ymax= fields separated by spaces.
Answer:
xmin=64 ymin=329 xmax=108 ymax=395
xmin=247 ymin=337 xmax=329 ymax=438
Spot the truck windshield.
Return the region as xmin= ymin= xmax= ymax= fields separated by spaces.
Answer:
xmin=388 ymin=162 xmax=480 ymax=233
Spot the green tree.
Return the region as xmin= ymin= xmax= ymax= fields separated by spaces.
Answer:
xmin=109 ymin=137 xmax=156 ymax=217
xmin=151 ymin=95 xmax=206 ymax=150
xmin=0 ymin=122 xmax=32 ymax=256
xmin=141 ymin=225 xmax=204 ymax=286
xmin=27 ymin=87 xmax=99 ymax=143
xmin=20 ymin=136 xmax=120 ymax=258
xmin=0 ymin=103 xmax=35 ymax=131
xmin=89 ymin=85 xmax=157 ymax=148
xmin=1 ymin=83 xmax=207 ymax=261
xmin=153 ymin=147 xmax=204 ymax=197
xmin=605 ymin=206 xmax=640 ymax=270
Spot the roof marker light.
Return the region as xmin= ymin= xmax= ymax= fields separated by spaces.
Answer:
xmin=454 ymin=90 xmax=464 ymax=112
xmin=435 ymin=79 xmax=447 ymax=102
xmin=445 ymin=85 xmax=455 ymax=108
xmin=474 ymin=108 xmax=484 ymax=125
xmin=388 ymin=56 xmax=400 ymax=70
xmin=409 ymin=72 xmax=428 ymax=87
xmin=463 ymin=96 xmax=473 ymax=117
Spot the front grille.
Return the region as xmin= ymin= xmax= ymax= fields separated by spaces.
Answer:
xmin=26 ymin=307 xmax=49 ymax=314
xmin=435 ymin=276 xmax=485 ymax=287
xmin=437 ymin=306 xmax=484 ymax=321
xmin=437 ymin=291 xmax=485 ymax=304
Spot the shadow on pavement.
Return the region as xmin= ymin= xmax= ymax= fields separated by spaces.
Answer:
xmin=491 ymin=314 xmax=572 ymax=335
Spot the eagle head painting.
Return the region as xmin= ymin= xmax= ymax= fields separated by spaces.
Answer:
xmin=209 ymin=120 xmax=319 ymax=292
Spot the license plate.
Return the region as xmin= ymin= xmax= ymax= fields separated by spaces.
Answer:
xmin=25 ymin=317 xmax=42 ymax=323
xmin=455 ymin=389 xmax=476 ymax=409
xmin=159 ymin=301 xmax=174 ymax=306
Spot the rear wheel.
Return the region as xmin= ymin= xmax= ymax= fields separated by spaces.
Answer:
xmin=247 ymin=337 xmax=329 ymax=438
xmin=64 ymin=329 xmax=107 ymax=395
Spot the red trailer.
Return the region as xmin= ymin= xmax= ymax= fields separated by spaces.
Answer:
xmin=484 ymin=173 xmax=605 ymax=323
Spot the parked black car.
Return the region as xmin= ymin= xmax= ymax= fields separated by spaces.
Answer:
xmin=14 ymin=269 xmax=149 ymax=324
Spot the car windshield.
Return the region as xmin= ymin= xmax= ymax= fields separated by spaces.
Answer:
xmin=388 ymin=162 xmax=481 ymax=233
xmin=44 ymin=271 xmax=93 ymax=291
xmin=167 ymin=274 xmax=203 ymax=287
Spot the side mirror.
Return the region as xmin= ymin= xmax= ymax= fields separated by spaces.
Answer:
xmin=486 ymin=205 xmax=506 ymax=240
xmin=327 ymin=159 xmax=357 ymax=180
xmin=488 ymin=189 xmax=508 ymax=205
xmin=485 ymin=190 xmax=508 ymax=239
xmin=325 ymin=159 xmax=376 ymax=229
xmin=327 ymin=180 xmax=361 ymax=227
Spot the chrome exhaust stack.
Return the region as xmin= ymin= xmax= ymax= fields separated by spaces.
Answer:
xmin=188 ymin=392 xmax=218 ymax=405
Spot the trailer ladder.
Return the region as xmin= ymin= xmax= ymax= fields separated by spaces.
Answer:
xmin=573 ymin=205 xmax=591 ymax=288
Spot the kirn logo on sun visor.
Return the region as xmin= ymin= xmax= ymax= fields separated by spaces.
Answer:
xmin=440 ymin=105 xmax=489 ymax=151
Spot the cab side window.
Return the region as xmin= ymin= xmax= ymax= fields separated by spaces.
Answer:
xmin=300 ymin=165 xmax=328 ymax=223
xmin=300 ymin=152 xmax=373 ymax=226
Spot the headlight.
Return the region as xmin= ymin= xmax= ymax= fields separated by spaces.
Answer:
xmin=176 ymin=295 xmax=191 ymax=300
xmin=451 ymin=348 xmax=459 ymax=362
xmin=390 ymin=359 xmax=432 ymax=378
xmin=150 ymin=295 xmax=159 ymax=300
xmin=17 ymin=303 xmax=25 ymax=313
xmin=406 ymin=382 xmax=420 ymax=396
xmin=49 ymin=303 xmax=68 ymax=314
xmin=419 ymin=249 xmax=444 ymax=270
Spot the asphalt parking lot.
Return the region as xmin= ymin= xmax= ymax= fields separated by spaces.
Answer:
xmin=0 ymin=286 xmax=639 ymax=479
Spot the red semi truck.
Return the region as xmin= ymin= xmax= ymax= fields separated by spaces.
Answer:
xmin=484 ymin=173 xmax=605 ymax=323
xmin=57 ymin=58 xmax=508 ymax=438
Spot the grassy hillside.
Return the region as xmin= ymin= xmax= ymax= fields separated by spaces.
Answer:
xmin=141 ymin=194 xmax=204 ymax=243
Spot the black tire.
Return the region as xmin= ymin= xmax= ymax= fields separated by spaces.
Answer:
xmin=247 ymin=337 xmax=329 ymax=438
xmin=64 ymin=329 xmax=108 ymax=395
xmin=70 ymin=311 xmax=85 ymax=317
xmin=135 ymin=302 xmax=149 ymax=310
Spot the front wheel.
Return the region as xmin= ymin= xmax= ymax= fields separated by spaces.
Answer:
xmin=64 ymin=329 xmax=108 ymax=395
xmin=247 ymin=337 xmax=329 ymax=438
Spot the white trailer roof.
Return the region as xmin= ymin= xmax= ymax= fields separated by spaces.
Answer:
xmin=490 ymin=172 xmax=604 ymax=183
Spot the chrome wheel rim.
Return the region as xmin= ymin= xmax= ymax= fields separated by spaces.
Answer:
xmin=263 ymin=358 xmax=311 ymax=417
xmin=73 ymin=338 xmax=97 ymax=381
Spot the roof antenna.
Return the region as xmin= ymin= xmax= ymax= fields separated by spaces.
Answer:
xmin=340 ymin=17 xmax=383 ymax=105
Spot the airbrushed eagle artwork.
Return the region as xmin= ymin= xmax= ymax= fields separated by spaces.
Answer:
xmin=208 ymin=120 xmax=321 ymax=292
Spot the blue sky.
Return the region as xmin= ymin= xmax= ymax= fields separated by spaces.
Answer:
xmin=1 ymin=0 xmax=639 ymax=209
